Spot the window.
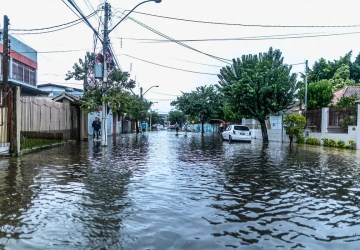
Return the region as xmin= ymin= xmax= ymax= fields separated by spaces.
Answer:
xmin=11 ymin=60 xmax=36 ymax=86
xmin=234 ymin=126 xmax=250 ymax=131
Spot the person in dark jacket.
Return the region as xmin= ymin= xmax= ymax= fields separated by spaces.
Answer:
xmin=92 ymin=117 xmax=101 ymax=139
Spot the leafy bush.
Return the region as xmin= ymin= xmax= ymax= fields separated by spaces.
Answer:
xmin=305 ymin=137 xmax=321 ymax=145
xmin=283 ymin=113 xmax=306 ymax=145
xmin=336 ymin=140 xmax=346 ymax=148
xmin=328 ymin=139 xmax=337 ymax=147
xmin=349 ymin=140 xmax=356 ymax=150
xmin=297 ymin=134 xmax=305 ymax=144
xmin=321 ymin=138 xmax=330 ymax=146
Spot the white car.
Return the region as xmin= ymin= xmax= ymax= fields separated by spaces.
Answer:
xmin=222 ymin=124 xmax=252 ymax=142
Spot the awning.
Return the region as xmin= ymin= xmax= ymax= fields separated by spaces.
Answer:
xmin=209 ymin=119 xmax=225 ymax=124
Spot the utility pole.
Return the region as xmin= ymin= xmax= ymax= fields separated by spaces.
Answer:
xmin=101 ymin=3 xmax=110 ymax=146
xmin=2 ymin=15 xmax=10 ymax=86
xmin=304 ymin=60 xmax=308 ymax=113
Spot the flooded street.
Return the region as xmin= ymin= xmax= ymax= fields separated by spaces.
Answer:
xmin=1 ymin=131 xmax=360 ymax=249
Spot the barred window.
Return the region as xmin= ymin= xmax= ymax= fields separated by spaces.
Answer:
xmin=11 ymin=60 xmax=36 ymax=86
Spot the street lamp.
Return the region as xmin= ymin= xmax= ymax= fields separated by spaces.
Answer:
xmin=140 ymin=85 xmax=159 ymax=99
xmin=100 ymin=0 xmax=161 ymax=146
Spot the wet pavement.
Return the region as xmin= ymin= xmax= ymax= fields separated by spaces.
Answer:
xmin=1 ymin=131 xmax=360 ymax=249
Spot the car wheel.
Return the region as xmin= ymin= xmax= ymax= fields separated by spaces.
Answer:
xmin=229 ymin=135 xmax=232 ymax=143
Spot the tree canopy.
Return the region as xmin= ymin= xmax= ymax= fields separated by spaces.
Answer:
xmin=171 ymin=85 xmax=223 ymax=133
xmin=217 ymin=47 xmax=297 ymax=142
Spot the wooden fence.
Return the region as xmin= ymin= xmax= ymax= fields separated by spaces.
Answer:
xmin=20 ymin=97 xmax=79 ymax=140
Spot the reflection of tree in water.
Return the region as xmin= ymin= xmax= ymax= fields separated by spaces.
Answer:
xmin=176 ymin=134 xmax=224 ymax=164
xmin=80 ymin=134 xmax=150 ymax=248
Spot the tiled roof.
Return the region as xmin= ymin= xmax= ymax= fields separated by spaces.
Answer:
xmin=332 ymin=86 xmax=360 ymax=104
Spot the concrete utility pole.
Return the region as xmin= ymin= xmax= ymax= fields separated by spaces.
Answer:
xmin=101 ymin=2 xmax=110 ymax=146
xmin=66 ymin=0 xmax=161 ymax=146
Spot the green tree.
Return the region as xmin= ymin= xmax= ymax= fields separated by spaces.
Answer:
xmin=66 ymin=52 xmax=136 ymax=114
xmin=307 ymin=80 xmax=333 ymax=110
xmin=283 ymin=113 xmax=306 ymax=145
xmin=168 ymin=110 xmax=186 ymax=125
xmin=217 ymin=47 xmax=297 ymax=142
xmin=334 ymin=94 xmax=358 ymax=129
xmin=308 ymin=52 xmax=352 ymax=83
xmin=127 ymin=95 xmax=152 ymax=133
xmin=171 ymin=85 xmax=223 ymax=133
xmin=329 ymin=64 xmax=356 ymax=91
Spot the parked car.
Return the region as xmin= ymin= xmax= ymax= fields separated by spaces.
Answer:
xmin=222 ymin=124 xmax=251 ymax=142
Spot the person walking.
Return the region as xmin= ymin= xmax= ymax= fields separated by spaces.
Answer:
xmin=175 ymin=122 xmax=180 ymax=135
xmin=184 ymin=123 xmax=188 ymax=136
xmin=92 ymin=117 xmax=101 ymax=139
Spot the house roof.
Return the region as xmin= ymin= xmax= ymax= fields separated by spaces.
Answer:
xmin=332 ymin=86 xmax=360 ymax=104
xmin=52 ymin=92 xmax=81 ymax=106
xmin=3 ymin=80 xmax=49 ymax=96
xmin=38 ymin=83 xmax=83 ymax=92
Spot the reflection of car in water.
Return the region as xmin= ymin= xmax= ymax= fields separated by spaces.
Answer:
xmin=168 ymin=125 xmax=176 ymax=130
xmin=222 ymin=125 xmax=251 ymax=142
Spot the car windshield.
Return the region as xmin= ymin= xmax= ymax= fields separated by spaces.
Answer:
xmin=233 ymin=126 xmax=249 ymax=131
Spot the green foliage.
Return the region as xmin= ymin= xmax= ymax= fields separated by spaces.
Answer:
xmin=337 ymin=140 xmax=346 ymax=148
xmin=307 ymin=80 xmax=333 ymax=110
xmin=349 ymin=140 xmax=356 ymax=150
xmin=322 ymin=138 xmax=349 ymax=149
xmin=333 ymin=95 xmax=358 ymax=129
xmin=67 ymin=52 xmax=137 ymax=115
xmin=305 ymin=137 xmax=321 ymax=145
xmin=329 ymin=65 xmax=356 ymax=91
xmin=321 ymin=138 xmax=330 ymax=146
xmin=283 ymin=113 xmax=306 ymax=144
xmin=327 ymin=139 xmax=337 ymax=147
xmin=335 ymin=95 xmax=357 ymax=109
xmin=308 ymin=52 xmax=352 ymax=83
xmin=223 ymin=102 xmax=241 ymax=122
xmin=217 ymin=47 xmax=297 ymax=142
xmin=171 ymin=85 xmax=224 ymax=132
xmin=168 ymin=110 xmax=186 ymax=125
xmin=297 ymin=134 xmax=305 ymax=144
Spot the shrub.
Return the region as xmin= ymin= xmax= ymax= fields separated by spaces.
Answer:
xmin=336 ymin=140 xmax=346 ymax=148
xmin=328 ymin=139 xmax=337 ymax=147
xmin=297 ymin=134 xmax=305 ymax=144
xmin=349 ymin=140 xmax=356 ymax=150
xmin=283 ymin=113 xmax=306 ymax=145
xmin=306 ymin=137 xmax=321 ymax=145
xmin=322 ymin=138 xmax=330 ymax=146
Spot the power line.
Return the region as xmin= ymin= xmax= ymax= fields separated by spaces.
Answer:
xmin=131 ymin=10 xmax=360 ymax=28
xmin=113 ymin=30 xmax=360 ymax=43
xmin=11 ymin=11 xmax=98 ymax=35
xmin=121 ymin=53 xmax=219 ymax=75
xmin=127 ymin=16 xmax=232 ymax=65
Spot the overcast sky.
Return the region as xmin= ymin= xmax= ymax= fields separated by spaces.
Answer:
xmin=1 ymin=0 xmax=360 ymax=113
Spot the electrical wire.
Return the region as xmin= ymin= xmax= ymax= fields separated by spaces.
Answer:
xmin=127 ymin=16 xmax=232 ymax=64
xmin=113 ymin=30 xmax=360 ymax=43
xmin=131 ymin=10 xmax=360 ymax=28
xmin=11 ymin=11 xmax=98 ymax=35
xmin=121 ymin=53 xmax=219 ymax=75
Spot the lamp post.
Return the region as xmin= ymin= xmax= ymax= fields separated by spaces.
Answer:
xmin=100 ymin=0 xmax=161 ymax=146
xmin=140 ymin=85 xmax=159 ymax=99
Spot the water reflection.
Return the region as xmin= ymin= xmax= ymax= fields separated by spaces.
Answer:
xmin=0 ymin=132 xmax=360 ymax=249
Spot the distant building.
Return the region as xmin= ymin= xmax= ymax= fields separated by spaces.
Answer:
xmin=37 ymin=83 xmax=83 ymax=97
xmin=332 ymin=86 xmax=360 ymax=105
xmin=0 ymin=31 xmax=47 ymax=96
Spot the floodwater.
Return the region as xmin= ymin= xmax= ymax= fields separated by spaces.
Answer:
xmin=1 ymin=131 xmax=360 ymax=250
